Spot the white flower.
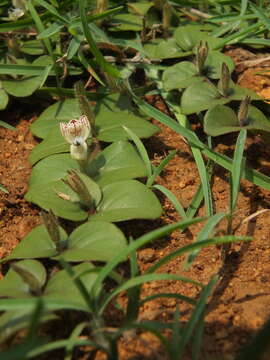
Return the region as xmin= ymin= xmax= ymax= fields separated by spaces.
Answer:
xmin=60 ymin=115 xmax=91 ymax=161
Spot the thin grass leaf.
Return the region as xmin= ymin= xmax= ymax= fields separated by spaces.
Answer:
xmin=27 ymin=1 xmax=60 ymax=87
xmin=186 ymin=184 xmax=203 ymax=219
xmin=91 ymin=217 xmax=207 ymax=299
xmin=177 ymin=112 xmax=214 ymax=217
xmin=27 ymin=1 xmax=53 ymax=56
xmin=147 ymin=150 xmax=177 ymax=187
xmin=100 ymin=273 xmax=203 ymax=314
xmin=69 ymin=6 xmax=124 ymax=29
xmin=170 ymin=306 xmax=182 ymax=360
xmin=39 ymin=64 xmax=53 ymax=88
xmin=134 ymin=99 xmax=270 ymax=191
xmin=153 ymin=184 xmax=187 ymax=220
xmin=26 ymin=299 xmax=44 ymax=340
xmin=177 ymin=275 xmax=218 ymax=358
xmin=126 ymin=238 xmax=141 ymax=323
xmin=78 ymin=0 xmax=120 ymax=78
xmin=139 ymin=293 xmax=196 ymax=307
xmin=147 ymin=235 xmax=251 ymax=274
xmin=78 ymin=49 xmax=105 ymax=86
xmin=230 ymin=129 xmax=247 ymax=212
xmin=37 ymin=87 xmax=106 ymax=99
xmin=27 ymin=338 xmax=104 ymax=358
xmin=192 ymin=314 xmax=205 ymax=360
xmin=123 ymin=126 xmax=152 ymax=180
xmin=0 ymin=64 xmax=54 ymax=76
xmin=34 ymin=0 xmax=69 ymax=23
xmin=37 ymin=22 xmax=64 ymax=39
xmin=0 ymin=121 xmax=16 ymax=131
xmin=185 ymin=213 xmax=226 ymax=269
xmin=214 ymin=23 xmax=261 ymax=48
xmin=249 ymin=3 xmax=270 ymax=29
xmin=64 ymin=322 xmax=88 ymax=360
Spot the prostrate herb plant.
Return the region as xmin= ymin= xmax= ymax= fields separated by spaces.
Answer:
xmin=1 ymin=1 xmax=270 ymax=359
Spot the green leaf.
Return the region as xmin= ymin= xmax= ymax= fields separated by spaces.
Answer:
xmin=109 ymin=13 xmax=143 ymax=31
xmin=3 ymin=225 xmax=67 ymax=261
xmin=95 ymin=94 xmax=159 ymax=142
xmin=174 ymin=25 xmax=222 ymax=51
xmin=28 ymin=154 xmax=80 ymax=189
xmin=87 ymin=140 xmax=147 ymax=186
xmin=10 ymin=261 xmax=47 ymax=295
xmin=58 ymin=221 xmax=127 ymax=262
xmin=26 ymin=171 xmax=101 ymax=221
xmin=25 ymin=179 xmax=88 ymax=221
xmin=37 ymin=22 xmax=64 ymax=39
xmin=31 ymin=99 xmax=81 ymax=139
xmin=29 ymin=127 xmax=69 ymax=164
xmin=128 ymin=2 xmax=154 ymax=16
xmin=162 ymin=61 xmax=202 ymax=91
xmin=0 ymin=89 xmax=9 ymax=110
xmin=162 ymin=51 xmax=234 ymax=90
xmin=204 ymin=50 xmax=235 ymax=79
xmin=181 ymin=81 xmax=229 ymax=114
xmin=90 ymin=180 xmax=162 ymax=222
xmin=144 ymin=38 xmax=186 ymax=60
xmin=204 ymin=105 xmax=270 ymax=136
xmin=20 ymin=40 xmax=45 ymax=55
xmin=2 ymin=76 xmax=43 ymax=97
xmin=31 ymin=95 xmax=158 ymax=143
xmin=0 ymin=260 xmax=46 ymax=298
xmin=43 ymin=263 xmax=98 ymax=309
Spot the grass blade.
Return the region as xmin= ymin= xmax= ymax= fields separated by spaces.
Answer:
xmin=99 ymin=273 xmax=203 ymax=314
xmin=186 ymin=184 xmax=204 ymax=219
xmin=147 ymin=150 xmax=177 ymax=187
xmin=123 ymin=126 xmax=152 ymax=180
xmin=230 ymin=129 xmax=247 ymax=213
xmin=134 ymin=99 xmax=270 ymax=191
xmin=177 ymin=275 xmax=218 ymax=358
xmin=91 ymin=217 xmax=207 ymax=299
xmin=78 ymin=0 xmax=120 ymax=78
xmin=147 ymin=235 xmax=251 ymax=274
xmin=185 ymin=213 xmax=226 ymax=269
xmin=153 ymin=184 xmax=187 ymax=220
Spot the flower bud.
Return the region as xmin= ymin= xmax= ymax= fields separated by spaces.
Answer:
xmin=238 ymin=96 xmax=251 ymax=126
xmin=62 ymin=170 xmax=93 ymax=209
xmin=196 ymin=41 xmax=209 ymax=75
xmin=220 ymin=62 xmax=230 ymax=97
xmin=41 ymin=210 xmax=60 ymax=247
xmin=11 ymin=262 xmax=43 ymax=296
